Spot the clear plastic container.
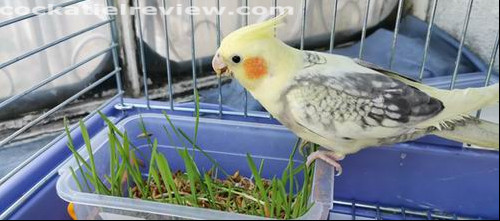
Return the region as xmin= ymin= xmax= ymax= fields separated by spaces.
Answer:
xmin=57 ymin=113 xmax=335 ymax=220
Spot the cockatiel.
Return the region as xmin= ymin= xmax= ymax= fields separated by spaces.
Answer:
xmin=212 ymin=14 xmax=500 ymax=175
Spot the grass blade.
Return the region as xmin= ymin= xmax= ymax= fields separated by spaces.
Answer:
xmin=156 ymin=154 xmax=183 ymax=204
xmin=179 ymin=148 xmax=201 ymax=207
xmin=66 ymin=108 xmax=316 ymax=219
xmin=99 ymin=111 xmax=147 ymax=159
xmin=108 ymin=131 xmax=119 ymax=195
xmin=246 ymin=154 xmax=270 ymax=217
xmin=277 ymin=180 xmax=291 ymax=219
xmin=203 ymin=173 xmax=217 ymax=209
xmin=146 ymin=139 xmax=159 ymax=185
xmin=178 ymin=129 xmax=229 ymax=177
xmin=162 ymin=111 xmax=188 ymax=148
xmin=79 ymin=120 xmax=103 ymax=194
xmin=69 ymin=167 xmax=84 ymax=192
xmin=193 ymin=89 xmax=200 ymax=146
xmin=64 ymin=119 xmax=92 ymax=192
xmin=150 ymin=167 xmax=163 ymax=201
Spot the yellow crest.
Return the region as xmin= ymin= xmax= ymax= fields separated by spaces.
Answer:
xmin=223 ymin=12 xmax=288 ymax=43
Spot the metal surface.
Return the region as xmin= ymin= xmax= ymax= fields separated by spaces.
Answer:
xmin=0 ymin=69 xmax=120 ymax=148
xmin=134 ymin=0 xmax=151 ymax=108
xmin=0 ymin=45 xmax=117 ymax=111
xmin=134 ymin=0 xmax=398 ymax=64
xmin=0 ymin=0 xmax=126 ymax=182
xmin=0 ymin=0 xmax=86 ymax=29
xmin=0 ymin=19 xmax=112 ymax=70
xmin=0 ymin=92 xmax=123 ymax=219
xmin=106 ymin=0 xmax=125 ymax=106
xmin=477 ymin=31 xmax=500 ymax=118
xmin=389 ymin=0 xmax=405 ymax=69
xmin=122 ymin=102 xmax=272 ymax=119
xmin=243 ymin=0 xmax=250 ymax=117
xmin=359 ymin=0 xmax=372 ymax=59
xmin=0 ymin=91 xmax=123 ymax=187
xmin=450 ymin=0 xmax=475 ymax=90
xmin=329 ymin=0 xmax=339 ymax=53
xmin=300 ymin=0 xmax=308 ymax=50
xmin=332 ymin=200 xmax=469 ymax=220
xmin=418 ymin=0 xmax=439 ymax=81
xmin=161 ymin=0 xmax=175 ymax=111
xmin=189 ymin=0 xmax=197 ymax=101
xmin=216 ymin=0 xmax=223 ymax=116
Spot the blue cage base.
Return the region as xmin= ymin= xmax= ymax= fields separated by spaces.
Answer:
xmin=0 ymin=98 xmax=498 ymax=220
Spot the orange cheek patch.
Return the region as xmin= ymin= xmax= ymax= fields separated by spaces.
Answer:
xmin=243 ymin=57 xmax=268 ymax=80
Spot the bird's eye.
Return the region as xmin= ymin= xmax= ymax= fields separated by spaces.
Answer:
xmin=232 ymin=55 xmax=242 ymax=64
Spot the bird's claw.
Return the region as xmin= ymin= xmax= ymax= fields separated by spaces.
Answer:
xmin=306 ymin=150 xmax=344 ymax=176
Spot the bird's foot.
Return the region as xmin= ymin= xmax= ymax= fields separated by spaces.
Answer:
xmin=306 ymin=151 xmax=344 ymax=176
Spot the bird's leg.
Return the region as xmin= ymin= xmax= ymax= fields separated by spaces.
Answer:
xmin=298 ymin=139 xmax=312 ymax=156
xmin=306 ymin=150 xmax=345 ymax=176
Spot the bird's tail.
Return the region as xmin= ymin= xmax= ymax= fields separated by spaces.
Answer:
xmin=433 ymin=118 xmax=499 ymax=149
xmin=416 ymin=83 xmax=499 ymax=129
xmin=438 ymin=83 xmax=499 ymax=117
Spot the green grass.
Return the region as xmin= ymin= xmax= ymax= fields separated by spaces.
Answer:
xmin=65 ymin=93 xmax=315 ymax=219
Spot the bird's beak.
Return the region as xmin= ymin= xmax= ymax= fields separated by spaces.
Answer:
xmin=212 ymin=51 xmax=231 ymax=77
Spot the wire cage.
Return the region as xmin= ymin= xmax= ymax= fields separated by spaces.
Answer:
xmin=0 ymin=0 xmax=499 ymax=220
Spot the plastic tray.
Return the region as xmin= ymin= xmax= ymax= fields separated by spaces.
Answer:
xmin=57 ymin=113 xmax=335 ymax=220
xmin=2 ymin=98 xmax=497 ymax=220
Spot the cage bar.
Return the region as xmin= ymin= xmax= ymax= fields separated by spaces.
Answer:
xmin=274 ymin=0 xmax=279 ymax=15
xmin=0 ymin=163 xmax=55 ymax=219
xmin=270 ymin=0 xmax=279 ymax=121
xmin=450 ymin=0 xmax=474 ymax=90
xmin=121 ymin=102 xmax=272 ymax=119
xmin=242 ymin=0 xmax=249 ymax=26
xmin=0 ymin=0 xmax=87 ymax=29
xmin=273 ymin=0 xmax=279 ymax=36
xmin=300 ymin=0 xmax=307 ymax=50
xmin=351 ymin=202 xmax=357 ymax=220
xmin=0 ymin=68 xmax=120 ymax=148
xmin=0 ymin=20 xmax=112 ymax=70
xmin=333 ymin=200 xmax=467 ymax=220
xmin=418 ymin=0 xmax=439 ymax=81
xmin=161 ymin=0 xmax=175 ymax=111
xmin=401 ymin=207 xmax=407 ymax=220
xmin=133 ymin=0 xmax=150 ymax=109
xmin=329 ymin=0 xmax=339 ymax=53
xmin=216 ymin=0 xmax=223 ymax=116
xmin=189 ymin=0 xmax=199 ymax=113
xmin=483 ymin=31 xmax=500 ymax=89
xmin=243 ymin=0 xmax=249 ymax=117
xmin=375 ymin=205 xmax=381 ymax=220
xmin=389 ymin=0 xmax=405 ymax=69
xmin=358 ymin=0 xmax=371 ymax=59
xmin=477 ymin=31 xmax=499 ymax=118
xmin=0 ymin=91 xmax=123 ymax=186
xmin=0 ymin=45 xmax=117 ymax=111
xmin=106 ymin=0 xmax=125 ymax=106
xmin=0 ymin=91 xmax=123 ymax=219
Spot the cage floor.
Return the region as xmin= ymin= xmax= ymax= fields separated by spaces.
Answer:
xmin=330 ymin=200 xmax=474 ymax=220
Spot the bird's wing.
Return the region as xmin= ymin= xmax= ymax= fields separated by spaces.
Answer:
xmin=283 ymin=64 xmax=444 ymax=140
xmin=353 ymin=59 xmax=421 ymax=83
